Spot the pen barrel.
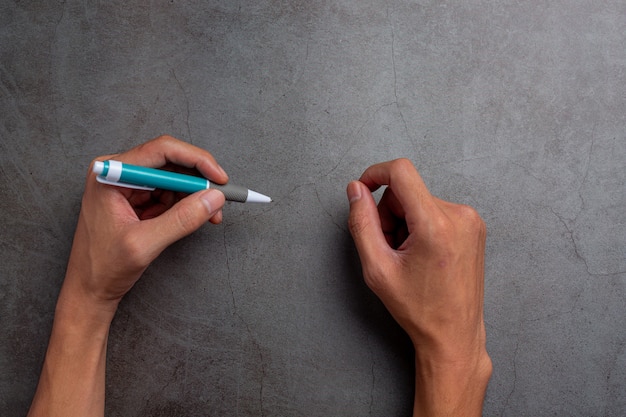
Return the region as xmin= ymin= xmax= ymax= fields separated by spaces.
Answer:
xmin=119 ymin=164 xmax=207 ymax=194
xmin=118 ymin=163 xmax=249 ymax=202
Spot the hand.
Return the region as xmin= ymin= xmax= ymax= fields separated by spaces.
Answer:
xmin=64 ymin=135 xmax=227 ymax=311
xmin=28 ymin=136 xmax=227 ymax=417
xmin=347 ymin=159 xmax=491 ymax=417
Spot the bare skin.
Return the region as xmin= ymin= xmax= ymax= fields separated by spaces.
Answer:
xmin=28 ymin=138 xmax=490 ymax=416
xmin=27 ymin=136 xmax=227 ymax=417
xmin=347 ymin=158 xmax=492 ymax=417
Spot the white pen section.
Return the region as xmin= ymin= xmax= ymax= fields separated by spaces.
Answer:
xmin=105 ymin=160 xmax=123 ymax=181
xmin=246 ymin=190 xmax=272 ymax=203
xmin=92 ymin=160 xmax=122 ymax=182
xmin=92 ymin=161 xmax=105 ymax=175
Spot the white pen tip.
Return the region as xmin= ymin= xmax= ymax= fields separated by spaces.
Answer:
xmin=246 ymin=190 xmax=272 ymax=203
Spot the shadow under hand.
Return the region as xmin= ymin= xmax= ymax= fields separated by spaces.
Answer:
xmin=339 ymin=230 xmax=415 ymax=413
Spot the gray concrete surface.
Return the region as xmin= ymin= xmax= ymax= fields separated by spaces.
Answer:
xmin=1 ymin=1 xmax=625 ymax=416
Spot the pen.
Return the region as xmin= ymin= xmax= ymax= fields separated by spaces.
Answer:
xmin=93 ymin=160 xmax=272 ymax=203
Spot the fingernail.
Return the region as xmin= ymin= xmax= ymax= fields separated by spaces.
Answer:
xmin=347 ymin=181 xmax=362 ymax=204
xmin=200 ymin=190 xmax=224 ymax=214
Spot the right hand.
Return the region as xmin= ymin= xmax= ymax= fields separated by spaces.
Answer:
xmin=347 ymin=158 xmax=491 ymax=416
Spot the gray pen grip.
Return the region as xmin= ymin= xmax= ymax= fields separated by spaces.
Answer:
xmin=209 ymin=183 xmax=249 ymax=203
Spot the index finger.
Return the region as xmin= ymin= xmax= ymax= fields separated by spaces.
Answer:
xmin=359 ymin=158 xmax=435 ymax=230
xmin=111 ymin=135 xmax=229 ymax=185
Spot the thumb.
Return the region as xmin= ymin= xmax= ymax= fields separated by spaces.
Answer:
xmin=137 ymin=189 xmax=225 ymax=257
xmin=347 ymin=181 xmax=390 ymax=272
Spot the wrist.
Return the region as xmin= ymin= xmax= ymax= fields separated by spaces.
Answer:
xmin=58 ymin=260 xmax=122 ymax=325
xmin=413 ymin=347 xmax=492 ymax=417
xmin=55 ymin=287 xmax=117 ymax=332
xmin=55 ymin=275 xmax=119 ymax=333
xmin=50 ymin=275 xmax=116 ymax=366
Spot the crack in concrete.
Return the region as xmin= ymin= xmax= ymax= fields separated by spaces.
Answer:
xmin=322 ymin=101 xmax=396 ymax=179
xmin=551 ymin=207 xmax=626 ymax=277
xmin=548 ymin=135 xmax=626 ymax=277
xmin=500 ymin=332 xmax=520 ymax=417
xmin=387 ymin=5 xmax=413 ymax=152
xmin=52 ymin=1 xmax=67 ymax=51
xmin=314 ymin=184 xmax=347 ymax=234
xmin=223 ymin=225 xmax=236 ymax=312
xmin=241 ymin=319 xmax=266 ymax=416
xmin=551 ymin=207 xmax=590 ymax=272
xmin=604 ymin=339 xmax=625 ymax=414
xmin=361 ymin=334 xmax=376 ymax=416
xmin=220 ymin=226 xmax=266 ymax=415
xmin=319 ymin=7 xmax=417 ymax=180
xmin=577 ymin=133 xmax=594 ymax=197
xmin=172 ymin=69 xmax=192 ymax=143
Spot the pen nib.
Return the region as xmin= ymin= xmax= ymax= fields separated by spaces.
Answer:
xmin=247 ymin=190 xmax=272 ymax=203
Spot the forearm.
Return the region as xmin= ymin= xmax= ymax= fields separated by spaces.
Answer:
xmin=28 ymin=278 xmax=117 ymax=417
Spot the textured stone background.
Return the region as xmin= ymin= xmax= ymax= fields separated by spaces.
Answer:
xmin=1 ymin=1 xmax=625 ymax=416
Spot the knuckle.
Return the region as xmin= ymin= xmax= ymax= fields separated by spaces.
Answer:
xmin=363 ymin=263 xmax=392 ymax=295
xmin=431 ymin=212 xmax=455 ymax=237
xmin=428 ymin=204 xmax=487 ymax=259
xmin=457 ymin=204 xmax=486 ymax=236
xmin=154 ymin=134 xmax=175 ymax=143
xmin=390 ymin=158 xmax=416 ymax=175
xmin=140 ymin=135 xmax=176 ymax=154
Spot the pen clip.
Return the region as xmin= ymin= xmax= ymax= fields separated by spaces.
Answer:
xmin=96 ymin=176 xmax=156 ymax=191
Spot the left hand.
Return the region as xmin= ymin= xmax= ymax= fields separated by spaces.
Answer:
xmin=62 ymin=135 xmax=227 ymax=311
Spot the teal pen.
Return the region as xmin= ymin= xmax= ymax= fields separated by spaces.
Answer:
xmin=93 ymin=160 xmax=272 ymax=203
